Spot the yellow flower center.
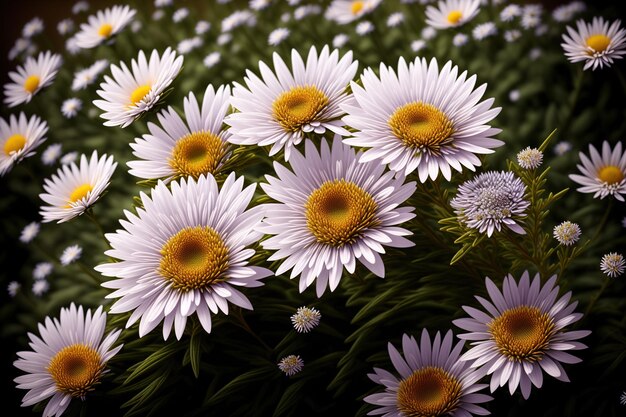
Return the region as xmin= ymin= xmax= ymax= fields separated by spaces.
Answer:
xmin=447 ymin=10 xmax=463 ymax=25
xmin=598 ymin=165 xmax=624 ymax=184
xmin=586 ymin=34 xmax=611 ymax=52
xmin=4 ymin=134 xmax=26 ymax=155
xmin=159 ymin=226 xmax=230 ymax=291
xmin=169 ymin=131 xmax=227 ymax=179
xmin=67 ymin=184 xmax=93 ymax=206
xmin=488 ymin=306 xmax=555 ymax=362
xmin=130 ymin=84 xmax=151 ymax=106
xmin=47 ymin=343 xmax=104 ymax=398
xmin=98 ymin=23 xmax=113 ymax=38
xmin=272 ymin=85 xmax=329 ymax=132
xmin=24 ymin=75 xmax=40 ymax=93
xmin=397 ymin=366 xmax=462 ymax=417
xmin=388 ymin=102 xmax=454 ymax=150
xmin=351 ymin=1 xmax=364 ymax=15
xmin=305 ymin=180 xmax=378 ymax=247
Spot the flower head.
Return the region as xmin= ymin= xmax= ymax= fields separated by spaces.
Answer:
xmin=278 ymin=355 xmax=304 ymax=376
xmin=74 ymin=5 xmax=136 ymax=49
xmin=562 ymin=17 xmax=626 ymax=70
xmin=8 ymin=281 xmax=21 ymax=297
xmin=4 ymin=51 xmax=62 ymax=107
xmin=60 ymin=244 xmax=82 ymax=265
xmin=569 ymin=141 xmax=626 ymax=201
xmin=96 ymin=174 xmax=272 ymax=340
xmin=72 ymin=59 xmax=109 ymax=91
xmin=454 ymin=272 xmax=590 ymax=399
xmin=553 ymin=221 xmax=581 ymax=246
xmin=42 ymin=143 xmax=62 ymax=165
xmin=268 ymin=28 xmax=290 ymax=45
xmin=1 ymin=112 xmax=48 ymax=176
xmin=364 ymin=329 xmax=491 ymax=416
xmin=343 ymin=57 xmax=502 ymax=181
xmin=451 ymin=171 xmax=529 ymax=237
xmin=32 ymin=280 xmax=50 ymax=297
xmin=33 ymin=262 xmax=53 ymax=280
xmin=291 ymin=307 xmax=322 ymax=333
xmin=325 ymin=0 xmax=382 ymax=24
xmin=600 ymin=252 xmax=625 ymax=277
xmin=20 ymin=221 xmax=40 ymax=243
xmin=517 ymin=147 xmax=543 ymax=169
xmin=426 ymin=0 xmax=480 ymax=29
xmin=61 ymin=98 xmax=83 ymax=119
xmin=14 ymin=304 xmax=122 ymax=417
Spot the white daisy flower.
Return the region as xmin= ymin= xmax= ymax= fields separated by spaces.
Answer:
xmin=93 ymin=47 xmax=184 ymax=128
xmin=173 ymin=7 xmax=190 ymax=23
xmin=155 ymin=0 xmax=173 ymax=7
xmin=356 ymin=20 xmax=374 ymax=35
xmin=40 ymin=151 xmax=117 ymax=223
xmin=343 ymin=57 xmax=502 ymax=181
xmin=333 ymin=33 xmax=349 ymax=48
xmin=128 ymin=85 xmax=232 ymax=183
xmin=20 ymin=221 xmax=40 ymax=243
xmin=57 ymin=18 xmax=75 ymax=35
xmin=250 ymin=0 xmax=272 ymax=10
xmin=72 ymin=1 xmax=89 ymax=14
xmin=260 ymin=138 xmax=416 ymax=297
xmin=553 ymin=2 xmax=585 ymax=23
xmin=451 ymin=171 xmax=529 ymax=237
xmin=291 ymin=307 xmax=321 ymax=333
xmin=153 ymin=9 xmax=165 ymax=21
xmin=74 ymin=5 xmax=136 ymax=49
xmin=203 ymin=52 xmax=221 ymax=68
xmin=294 ymin=5 xmax=322 ymax=20
xmin=521 ymin=4 xmax=542 ymax=30
xmin=221 ymin=10 xmax=255 ymax=31
xmin=14 ymin=303 xmax=122 ymax=417
xmin=60 ymin=151 xmax=78 ymax=165
xmin=42 ymin=143 xmax=62 ymax=165
xmin=22 ymin=17 xmax=44 ymax=38
xmin=278 ymin=355 xmax=304 ymax=376
xmin=176 ymin=36 xmax=203 ymax=54
xmin=268 ymin=27 xmax=290 ymax=45
xmin=517 ymin=146 xmax=543 ymax=169
xmin=32 ymin=280 xmax=50 ymax=297
xmin=66 ymin=36 xmax=81 ymax=55
xmin=453 ymin=32 xmax=468 ymax=46
xmin=61 ymin=98 xmax=83 ymax=119
xmin=426 ymin=0 xmax=480 ymax=29
xmin=421 ymin=26 xmax=437 ymax=40
xmin=4 ymin=51 xmax=62 ymax=107
xmin=226 ymin=45 xmax=358 ymax=161
xmin=217 ymin=33 xmax=232 ymax=46
xmin=509 ymin=89 xmax=520 ymax=102
xmin=195 ymin=20 xmax=211 ymax=34
xmin=60 ymin=244 xmax=82 ymax=265
xmin=529 ymin=47 xmax=542 ymax=60
xmin=561 ymin=17 xmax=626 ymax=71
xmin=8 ymin=38 xmax=31 ymax=61
xmin=500 ymin=4 xmax=521 ymax=22
xmin=621 ymin=391 xmax=626 ymax=405
xmin=411 ymin=39 xmax=426 ymax=52
xmin=569 ymin=141 xmax=626 ymax=201
xmin=7 ymin=281 xmax=21 ymax=297
xmin=387 ymin=12 xmax=404 ymax=27
xmin=95 ymin=173 xmax=272 ymax=340
xmin=72 ymin=59 xmax=109 ymax=91
xmin=473 ymin=21 xmax=497 ymax=40
xmin=601 ymin=252 xmax=625 ymax=277
xmin=325 ymin=0 xmax=382 ymax=25
xmin=0 ymin=112 xmax=48 ymax=176
xmin=33 ymin=262 xmax=53 ymax=280
xmin=505 ymin=29 xmax=522 ymax=42
xmin=553 ymin=221 xmax=581 ymax=246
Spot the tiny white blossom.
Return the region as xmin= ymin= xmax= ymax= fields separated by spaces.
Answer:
xmin=517 ymin=147 xmax=543 ymax=169
xmin=473 ymin=22 xmax=497 ymax=40
xmin=333 ymin=33 xmax=349 ymax=48
xmin=57 ymin=18 xmax=75 ymax=35
xmin=60 ymin=244 xmax=82 ymax=265
xmin=60 ymin=151 xmax=78 ymax=165
xmin=268 ymin=27 xmax=290 ymax=45
xmin=553 ymin=221 xmax=581 ymax=246
xmin=601 ymin=253 xmax=625 ymax=278
xmin=8 ymin=281 xmax=21 ymax=297
xmin=453 ymin=33 xmax=468 ymax=46
xmin=61 ymin=98 xmax=82 ymax=118
xmin=356 ymin=21 xmax=374 ymax=35
xmin=422 ymin=26 xmax=437 ymax=40
xmin=196 ymin=20 xmax=211 ymax=34
xmin=32 ymin=279 xmax=50 ymax=297
xmin=411 ymin=39 xmax=426 ymax=52
xmin=387 ymin=12 xmax=404 ymax=27
xmin=42 ymin=143 xmax=63 ymax=166
xmin=23 ymin=17 xmax=44 ymax=38
xmin=290 ymin=307 xmax=321 ymax=333
xmin=19 ymin=222 xmax=40 ymax=243
xmin=173 ymin=7 xmax=189 ymax=23
xmin=203 ymin=52 xmax=221 ymax=68
xmin=278 ymin=355 xmax=304 ymax=376
xmin=33 ymin=262 xmax=53 ymax=280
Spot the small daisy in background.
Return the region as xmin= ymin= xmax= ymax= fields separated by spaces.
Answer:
xmin=554 ymin=140 xmax=572 ymax=156
xmin=173 ymin=7 xmax=190 ymax=23
xmin=455 ymin=272 xmax=590 ymax=399
xmin=40 ymin=151 xmax=117 ymax=223
xmin=195 ymin=20 xmax=211 ymax=35
xmin=60 ymin=151 xmax=78 ymax=165
xmin=176 ymin=36 xmax=203 ymax=55
xmin=517 ymin=147 xmax=543 ymax=169
xmin=453 ymin=32 xmax=468 ymax=46
xmin=600 ymin=253 xmax=625 ymax=277
xmin=569 ymin=141 xmax=626 ymax=201
xmin=426 ymin=0 xmax=480 ymax=29
xmin=325 ymin=0 xmax=381 ymax=24
xmin=364 ymin=329 xmax=492 ymax=416
xmin=61 ymin=98 xmax=83 ymax=119
xmin=22 ymin=17 xmax=44 ymax=38
xmin=356 ymin=20 xmax=374 ymax=35
xmin=278 ymin=355 xmax=304 ymax=376
xmin=32 ymin=279 xmax=50 ymax=297
xmin=268 ymin=27 xmax=290 ymax=46
xmin=343 ymin=57 xmax=502 ymax=181
xmin=72 ymin=1 xmax=89 ymax=15
xmin=291 ymin=307 xmax=321 ymax=333
xmin=57 ymin=18 xmax=75 ymax=36
xmin=411 ymin=39 xmax=426 ymax=53
xmin=294 ymin=5 xmax=322 ymax=21
xmin=1 ymin=113 xmax=48 ymax=176
xmin=553 ymin=221 xmax=581 ymax=246
xmin=74 ymin=5 xmax=136 ymax=49
xmin=620 ymin=390 xmax=626 ymax=405
xmin=33 ymin=262 xmax=53 ymax=280
xmin=94 ymin=47 xmax=184 ymax=128
xmin=562 ymin=17 xmax=626 ymax=70
xmin=41 ymin=143 xmax=62 ymax=166
xmin=203 ymin=52 xmax=221 ymax=68
xmin=128 ymin=85 xmax=232 ymax=182
xmin=473 ymin=22 xmax=497 ymax=40
xmin=19 ymin=221 xmax=40 ymax=243
xmin=226 ymin=45 xmax=358 ymax=160
xmin=333 ymin=33 xmax=349 ymax=48
xmin=14 ymin=304 xmax=122 ymax=417
xmin=72 ymin=60 xmax=109 ymax=91
xmin=4 ymin=51 xmax=62 ymax=107
xmin=451 ymin=171 xmax=529 ymax=237
xmin=387 ymin=12 xmax=404 ymax=27
xmin=60 ymin=244 xmax=82 ymax=265
xmin=500 ymin=4 xmax=521 ymax=22
xmin=7 ymin=281 xmax=21 ymax=297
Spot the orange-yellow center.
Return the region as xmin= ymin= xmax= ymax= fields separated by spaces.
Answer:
xmin=586 ymin=34 xmax=611 ymax=52
xmin=351 ymin=1 xmax=364 ymax=15
xmin=169 ymin=131 xmax=227 ymax=179
xmin=68 ymin=184 xmax=93 ymax=206
xmin=397 ymin=366 xmax=462 ymax=417
xmin=447 ymin=10 xmax=463 ymax=25
xmin=130 ymin=85 xmax=151 ymax=105
xmin=24 ymin=75 xmax=40 ymax=93
xmin=98 ymin=23 xmax=113 ymax=38
xmin=47 ymin=343 xmax=104 ymax=398
xmin=598 ymin=165 xmax=624 ymax=184
xmin=4 ymin=134 xmax=26 ymax=155
xmin=389 ymin=101 xmax=454 ymax=150
xmin=272 ymin=85 xmax=329 ymax=132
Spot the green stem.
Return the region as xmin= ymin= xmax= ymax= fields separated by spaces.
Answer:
xmin=234 ymin=309 xmax=272 ymax=352
xmin=559 ymin=69 xmax=584 ymax=140
xmin=584 ymin=278 xmax=610 ymax=316
xmin=76 ymin=261 xmax=102 ymax=286
xmin=85 ymin=208 xmax=109 ymax=246
xmin=589 ymin=200 xmax=612 ymax=244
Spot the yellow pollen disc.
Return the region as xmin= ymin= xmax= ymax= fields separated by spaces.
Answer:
xmin=397 ymin=366 xmax=462 ymax=417
xmin=271 ymin=85 xmax=329 ymax=132
xmin=98 ymin=23 xmax=113 ymax=38
xmin=159 ymin=226 xmax=230 ymax=291
xmin=305 ymin=180 xmax=378 ymax=247
xmin=47 ymin=344 xmax=104 ymax=398
xmin=3 ymin=134 xmax=27 ymax=155
xmin=488 ymin=306 xmax=555 ymax=362
xmin=169 ymin=131 xmax=227 ymax=179
xmin=23 ymin=75 xmax=40 ymax=94
xmin=130 ymin=85 xmax=151 ymax=105
xmin=447 ymin=10 xmax=463 ymax=25
xmin=388 ymin=102 xmax=454 ymax=150
xmin=598 ymin=165 xmax=624 ymax=184
xmin=351 ymin=0 xmax=364 ymax=15
xmin=586 ymin=34 xmax=611 ymax=52
xmin=67 ymin=183 xmax=93 ymax=206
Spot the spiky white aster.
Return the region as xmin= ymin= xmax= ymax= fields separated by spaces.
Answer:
xmin=74 ymin=5 xmax=136 ymax=49
xmin=260 ymin=138 xmax=416 ymax=297
xmin=32 ymin=280 xmax=50 ymax=297
xmin=451 ymin=171 xmax=529 ymax=237
xmin=325 ymin=0 xmax=382 ymax=25
xmin=517 ymin=147 xmax=543 ymax=169
xmin=278 ymin=355 xmax=304 ymax=376
xmin=553 ymin=221 xmax=581 ymax=246
xmin=34 ymin=262 xmax=54 ymax=280
xmin=365 ymin=329 xmax=491 ymax=417
xmin=621 ymin=390 xmax=626 ymax=405
xmin=14 ymin=303 xmax=122 ymax=417
xmin=291 ymin=307 xmax=321 ymax=333
xmin=600 ymin=252 xmax=625 ymax=277
xmin=561 ymin=17 xmax=626 ymax=70
xmin=42 ymin=143 xmax=62 ymax=166
xmin=268 ymin=28 xmax=290 ymax=46
xmin=40 ymin=151 xmax=117 ymax=223
xmin=4 ymin=51 xmax=62 ymax=107
xmin=426 ymin=0 xmax=480 ymax=29
xmin=128 ymin=85 xmax=232 ymax=183
xmin=455 ymin=272 xmax=590 ymax=399
xmin=60 ymin=244 xmax=82 ymax=265
xmin=226 ymin=45 xmax=357 ymax=161
xmin=61 ymin=98 xmax=83 ymax=119
xmin=20 ymin=221 xmax=40 ymax=243
xmin=343 ymin=57 xmax=502 ymax=181
xmin=95 ymin=173 xmax=272 ymax=340
xmin=569 ymin=141 xmax=626 ymax=201
xmin=0 ymin=112 xmax=48 ymax=176
xmin=22 ymin=17 xmax=44 ymax=38
xmin=93 ymin=47 xmax=184 ymax=127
